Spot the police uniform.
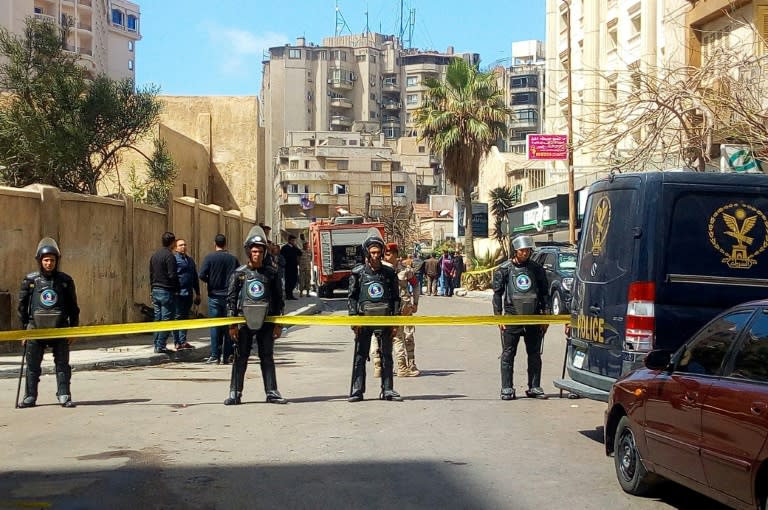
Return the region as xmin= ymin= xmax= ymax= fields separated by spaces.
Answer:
xmin=492 ymin=242 xmax=549 ymax=400
xmin=347 ymin=238 xmax=402 ymax=402
xmin=224 ymin=228 xmax=286 ymax=405
xmin=18 ymin=239 xmax=80 ymax=408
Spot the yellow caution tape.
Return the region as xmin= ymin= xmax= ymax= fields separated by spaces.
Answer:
xmin=463 ymin=265 xmax=499 ymax=275
xmin=0 ymin=315 xmax=568 ymax=342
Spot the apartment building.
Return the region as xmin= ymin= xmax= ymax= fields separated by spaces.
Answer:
xmin=0 ymin=0 xmax=141 ymax=81
xmin=260 ymin=31 xmax=478 ymax=228
xmin=494 ymin=40 xmax=547 ymax=154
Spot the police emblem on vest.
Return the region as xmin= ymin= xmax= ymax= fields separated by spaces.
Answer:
xmin=359 ymin=272 xmax=391 ymax=316
xmin=32 ymin=276 xmax=66 ymax=328
xmin=508 ymin=265 xmax=539 ymax=315
xmin=240 ymin=269 xmax=269 ymax=329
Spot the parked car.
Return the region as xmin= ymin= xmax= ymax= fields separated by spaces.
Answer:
xmin=604 ymin=300 xmax=768 ymax=510
xmin=532 ymin=243 xmax=576 ymax=315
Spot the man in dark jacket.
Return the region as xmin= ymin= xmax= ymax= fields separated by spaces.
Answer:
xmin=172 ymin=238 xmax=200 ymax=350
xmin=199 ymin=234 xmax=239 ymax=364
xmin=492 ymin=235 xmax=549 ymax=401
xmin=149 ymin=231 xmax=179 ymax=353
xmin=18 ymin=238 xmax=80 ymax=408
xmin=280 ymin=235 xmax=302 ymax=300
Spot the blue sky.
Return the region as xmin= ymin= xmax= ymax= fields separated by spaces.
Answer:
xmin=135 ymin=1 xmax=546 ymax=96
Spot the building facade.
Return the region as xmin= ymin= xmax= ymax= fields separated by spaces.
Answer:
xmin=0 ymin=0 xmax=140 ymax=81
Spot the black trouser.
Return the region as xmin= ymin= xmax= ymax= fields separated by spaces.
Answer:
xmin=351 ymin=326 xmax=394 ymax=397
xmin=229 ymin=323 xmax=278 ymax=396
xmin=285 ymin=270 xmax=298 ymax=298
xmin=25 ymin=339 xmax=71 ymax=399
xmin=500 ymin=325 xmax=543 ymax=390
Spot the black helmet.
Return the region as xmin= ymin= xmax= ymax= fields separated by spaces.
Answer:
xmin=362 ymin=235 xmax=385 ymax=253
xmin=243 ymin=225 xmax=268 ymax=253
xmin=35 ymin=237 xmax=61 ymax=261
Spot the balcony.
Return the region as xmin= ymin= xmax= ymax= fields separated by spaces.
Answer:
xmin=382 ymin=82 xmax=399 ymax=92
xmin=282 ymin=217 xmax=312 ymax=230
xmin=279 ymin=193 xmax=344 ymax=207
xmin=76 ymin=22 xmax=92 ymax=32
xmin=382 ymin=101 xmax=401 ymax=111
xmin=330 ymin=115 xmax=353 ymax=127
xmin=33 ymin=13 xmax=56 ymax=23
xmin=330 ymin=97 xmax=353 ymax=109
xmin=328 ymin=78 xmax=353 ymax=90
xmin=382 ymin=116 xmax=400 ymax=127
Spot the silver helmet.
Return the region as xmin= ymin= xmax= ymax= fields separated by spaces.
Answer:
xmin=35 ymin=237 xmax=61 ymax=261
xmin=511 ymin=235 xmax=535 ymax=251
xmin=243 ymin=225 xmax=268 ymax=253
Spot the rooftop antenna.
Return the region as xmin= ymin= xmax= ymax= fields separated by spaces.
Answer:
xmin=364 ymin=2 xmax=370 ymax=35
xmin=397 ymin=1 xmax=415 ymax=49
xmin=335 ymin=0 xmax=352 ymax=37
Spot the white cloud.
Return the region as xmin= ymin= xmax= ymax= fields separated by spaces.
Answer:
xmin=203 ymin=22 xmax=289 ymax=76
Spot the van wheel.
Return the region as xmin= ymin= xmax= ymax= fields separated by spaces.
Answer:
xmin=614 ymin=416 xmax=659 ymax=495
xmin=551 ymin=290 xmax=564 ymax=315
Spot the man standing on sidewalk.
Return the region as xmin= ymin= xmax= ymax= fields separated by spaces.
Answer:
xmin=423 ymin=253 xmax=439 ymax=296
xmin=199 ymin=234 xmax=239 ymax=364
xmin=149 ymin=232 xmax=179 ymax=353
xmin=224 ymin=226 xmax=287 ymax=405
xmin=172 ymin=238 xmax=200 ymax=351
xmin=280 ymin=235 xmax=302 ymax=300
xmin=18 ymin=238 xmax=80 ymax=408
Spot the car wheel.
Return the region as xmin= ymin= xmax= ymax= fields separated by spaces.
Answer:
xmin=551 ymin=290 xmax=563 ymax=315
xmin=614 ymin=416 xmax=659 ymax=496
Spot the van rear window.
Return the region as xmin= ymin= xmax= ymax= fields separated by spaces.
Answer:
xmin=666 ymin=191 xmax=768 ymax=280
xmin=578 ymin=189 xmax=636 ymax=283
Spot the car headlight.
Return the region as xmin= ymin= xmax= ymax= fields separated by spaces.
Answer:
xmin=561 ymin=277 xmax=573 ymax=291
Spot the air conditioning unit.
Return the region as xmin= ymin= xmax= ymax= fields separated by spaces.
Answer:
xmin=351 ymin=73 xmax=357 ymax=81
xmin=327 ymin=79 xmax=332 ymax=84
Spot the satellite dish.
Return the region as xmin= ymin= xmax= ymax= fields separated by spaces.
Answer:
xmin=439 ymin=209 xmax=451 ymax=217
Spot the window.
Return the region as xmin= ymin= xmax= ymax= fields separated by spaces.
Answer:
xmin=348 ymin=139 xmax=358 ymax=146
xmin=331 ymin=50 xmax=347 ymax=61
xmin=370 ymin=93 xmax=376 ymax=100
xmin=677 ymin=311 xmax=753 ymax=376
xmin=383 ymin=127 xmax=400 ymax=139
xmin=127 ymin=14 xmax=138 ymax=32
xmin=315 ymin=50 xmax=327 ymax=60
xmin=406 ymin=75 xmax=418 ymax=87
xmin=333 ymin=183 xmax=347 ymax=195
xmin=34 ymin=7 xmax=42 ymax=14
xmin=128 ymin=41 xmax=134 ymax=52
xmin=356 ymin=54 xmax=366 ymax=62
xmin=288 ymin=184 xmax=310 ymax=194
xmin=512 ymin=93 xmax=535 ymax=105
xmin=372 ymin=183 xmax=391 ymax=196
xmin=289 ymin=160 xmax=299 ymax=169
xmin=111 ymin=9 xmax=123 ymax=26
xmin=418 ymin=146 xmax=426 ymax=153
xmin=128 ymin=60 xmax=133 ymax=70
xmin=383 ymin=77 xmax=397 ymax=87
xmin=511 ymin=76 xmax=537 ymax=88
xmin=395 ymin=185 xmax=405 ymax=195
xmin=406 ymin=94 xmax=418 ymax=105
xmin=729 ymin=311 xmax=768 ymax=382
xmin=370 ymin=55 xmax=377 ymax=63
xmin=630 ymin=15 xmax=641 ymax=39
xmin=289 ymin=49 xmax=301 ymax=59
xmin=371 ymin=161 xmax=383 ymax=171
xmin=304 ymin=160 xmax=310 ymax=170
xmin=515 ymin=109 xmax=538 ymax=122
xmin=336 ymin=160 xmax=349 ymax=171
xmin=607 ymin=25 xmax=618 ymax=51
xmin=370 ymin=112 xmax=377 ymax=120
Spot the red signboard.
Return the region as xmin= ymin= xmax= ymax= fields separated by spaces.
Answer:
xmin=526 ymin=134 xmax=568 ymax=161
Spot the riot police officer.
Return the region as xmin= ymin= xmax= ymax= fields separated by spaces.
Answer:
xmin=492 ymin=235 xmax=549 ymax=400
xmin=224 ymin=226 xmax=286 ymax=405
xmin=347 ymin=234 xmax=402 ymax=402
xmin=18 ymin=238 xmax=80 ymax=408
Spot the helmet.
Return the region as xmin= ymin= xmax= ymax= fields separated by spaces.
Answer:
xmin=35 ymin=237 xmax=61 ymax=261
xmin=362 ymin=235 xmax=385 ymax=253
xmin=511 ymin=235 xmax=534 ymax=251
xmin=243 ymin=225 xmax=268 ymax=253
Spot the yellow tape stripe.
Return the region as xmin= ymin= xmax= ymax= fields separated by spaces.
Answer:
xmin=463 ymin=265 xmax=499 ymax=275
xmin=0 ymin=315 xmax=567 ymax=342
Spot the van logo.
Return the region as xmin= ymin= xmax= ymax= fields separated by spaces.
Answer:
xmin=708 ymin=203 xmax=768 ymax=269
xmin=591 ymin=197 xmax=611 ymax=256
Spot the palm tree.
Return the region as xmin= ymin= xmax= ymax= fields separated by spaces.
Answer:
xmin=489 ymin=185 xmax=521 ymax=260
xmin=414 ymin=58 xmax=511 ymax=261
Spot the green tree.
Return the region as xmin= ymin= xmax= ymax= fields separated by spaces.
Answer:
xmin=127 ymin=138 xmax=177 ymax=208
xmin=0 ymin=18 xmax=162 ymax=194
xmin=489 ymin=185 xmax=521 ymax=260
xmin=414 ymin=58 xmax=511 ymax=261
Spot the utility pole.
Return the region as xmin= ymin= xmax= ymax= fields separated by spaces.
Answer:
xmin=565 ymin=0 xmax=576 ymax=245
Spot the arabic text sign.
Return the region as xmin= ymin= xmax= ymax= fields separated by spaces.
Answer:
xmin=527 ymin=134 xmax=568 ymax=161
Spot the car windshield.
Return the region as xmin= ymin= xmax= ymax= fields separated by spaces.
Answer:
xmin=559 ymin=252 xmax=577 ymax=270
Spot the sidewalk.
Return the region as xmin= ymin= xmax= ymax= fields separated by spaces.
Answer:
xmin=0 ymin=296 xmax=323 ymax=379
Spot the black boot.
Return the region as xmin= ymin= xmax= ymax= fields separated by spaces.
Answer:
xmin=380 ymin=389 xmax=403 ymax=401
xmin=500 ymin=388 xmax=516 ymax=401
xmin=525 ymin=387 xmax=548 ymax=400
xmin=266 ymin=390 xmax=287 ymax=404
xmin=18 ymin=396 xmax=36 ymax=408
xmin=58 ymin=394 xmax=76 ymax=408
xmin=224 ymin=391 xmax=242 ymax=405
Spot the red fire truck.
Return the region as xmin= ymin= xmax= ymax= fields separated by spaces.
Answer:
xmin=309 ymin=216 xmax=385 ymax=297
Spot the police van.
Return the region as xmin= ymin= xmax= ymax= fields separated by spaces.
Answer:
xmin=554 ymin=171 xmax=768 ymax=401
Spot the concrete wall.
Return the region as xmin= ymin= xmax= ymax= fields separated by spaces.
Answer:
xmin=0 ymin=185 xmax=255 ymax=352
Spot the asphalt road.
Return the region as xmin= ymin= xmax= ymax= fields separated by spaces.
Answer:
xmin=0 ymin=294 xmax=727 ymax=510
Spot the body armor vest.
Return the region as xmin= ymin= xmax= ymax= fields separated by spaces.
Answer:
xmin=358 ymin=267 xmax=392 ymax=316
xmin=238 ymin=266 xmax=271 ymax=329
xmin=30 ymin=273 xmax=67 ymax=328
xmin=507 ymin=264 xmax=540 ymax=315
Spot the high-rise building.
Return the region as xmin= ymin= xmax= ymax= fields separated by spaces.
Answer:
xmin=260 ymin=32 xmax=477 ymax=228
xmin=0 ymin=0 xmax=141 ymax=81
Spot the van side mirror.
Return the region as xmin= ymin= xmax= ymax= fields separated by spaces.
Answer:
xmin=644 ymin=350 xmax=671 ymax=370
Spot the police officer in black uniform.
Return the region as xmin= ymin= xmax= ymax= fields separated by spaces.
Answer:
xmin=347 ymin=234 xmax=402 ymax=402
xmin=492 ymin=235 xmax=549 ymax=400
xmin=18 ymin=238 xmax=80 ymax=408
xmin=224 ymin=226 xmax=287 ymax=405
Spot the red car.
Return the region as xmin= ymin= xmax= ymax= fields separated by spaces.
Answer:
xmin=604 ymin=300 xmax=768 ymax=510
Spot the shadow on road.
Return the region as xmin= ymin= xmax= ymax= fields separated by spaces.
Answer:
xmin=74 ymin=398 xmax=152 ymax=406
xmin=417 ymin=369 xmax=464 ymax=377
xmin=578 ymin=426 xmax=605 ymax=444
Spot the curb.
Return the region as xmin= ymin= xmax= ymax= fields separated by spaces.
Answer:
xmin=0 ymin=301 xmax=323 ymax=379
